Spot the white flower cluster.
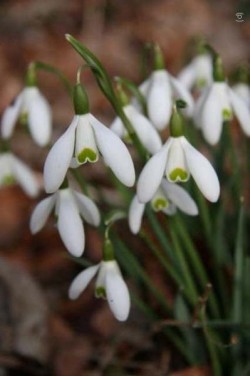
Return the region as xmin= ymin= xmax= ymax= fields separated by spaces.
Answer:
xmin=0 ymin=42 xmax=249 ymax=322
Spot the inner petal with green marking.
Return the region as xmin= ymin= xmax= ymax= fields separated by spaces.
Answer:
xmin=95 ymin=286 xmax=106 ymax=299
xmin=3 ymin=175 xmax=15 ymax=186
xmin=151 ymin=197 xmax=168 ymax=212
xmin=168 ymin=168 xmax=189 ymax=182
xmin=77 ymin=148 xmax=99 ymax=164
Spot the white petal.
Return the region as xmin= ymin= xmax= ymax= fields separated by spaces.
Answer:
xmin=110 ymin=116 xmax=125 ymax=138
xmin=30 ymin=195 xmax=56 ymax=233
xmin=193 ymin=86 xmax=210 ymax=128
xmin=90 ymin=114 xmax=135 ymax=187
xmin=166 ymin=137 xmax=189 ymax=182
xmin=128 ymin=195 xmax=145 ymax=234
xmin=137 ymin=141 xmax=170 ymax=203
xmin=147 ymin=70 xmax=172 ymax=130
xmin=229 ymin=89 xmax=250 ymax=136
xmin=231 ymin=83 xmax=250 ymax=106
xmin=43 ymin=116 xmax=78 ymax=193
xmin=182 ymin=138 xmax=220 ymax=202
xmin=105 ymin=268 xmax=130 ymax=321
xmin=0 ymin=153 xmax=12 ymax=184
xmin=125 ymin=105 xmax=162 ymax=154
xmin=28 ymin=89 xmax=52 ymax=146
xmin=161 ymin=179 xmax=198 ymax=216
xmin=73 ymin=191 xmax=100 ymax=226
xmin=162 ymin=203 xmax=177 ymax=216
xmin=132 ymin=77 xmax=151 ymax=112
xmin=57 ymin=189 xmax=85 ymax=257
xmin=177 ymin=62 xmax=196 ymax=90
xmin=199 ymin=84 xmax=224 ymax=145
xmin=75 ymin=114 xmax=99 ymax=163
xmin=68 ymin=264 xmax=100 ymax=300
xmin=12 ymin=155 xmax=39 ymax=197
xmin=1 ymin=92 xmax=23 ymax=139
xmin=169 ymin=75 xmax=194 ymax=117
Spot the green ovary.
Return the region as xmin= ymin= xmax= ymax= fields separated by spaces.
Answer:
xmin=3 ymin=175 xmax=15 ymax=186
xmin=169 ymin=168 xmax=188 ymax=182
xmin=77 ymin=148 xmax=98 ymax=163
xmin=95 ymin=286 xmax=106 ymax=299
xmin=222 ymin=108 xmax=232 ymax=121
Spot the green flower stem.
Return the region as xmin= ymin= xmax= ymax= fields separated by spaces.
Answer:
xmin=33 ymin=61 xmax=73 ymax=97
xmin=65 ymin=34 xmax=147 ymax=161
xmin=113 ymin=236 xmax=171 ymax=314
xmin=169 ymin=225 xmax=199 ymax=306
xmin=201 ymin=306 xmax=223 ymax=376
xmin=70 ymin=168 xmax=89 ymax=195
xmin=145 ymin=208 xmax=176 ymax=263
xmin=172 ymin=215 xmax=220 ymax=318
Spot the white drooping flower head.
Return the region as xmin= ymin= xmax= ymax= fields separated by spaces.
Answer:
xmin=44 ymin=84 xmax=135 ymax=194
xmin=1 ymin=65 xmax=52 ymax=146
xmin=111 ymin=103 xmax=162 ymax=155
xmin=0 ymin=152 xmax=39 ymax=197
xmin=129 ymin=179 xmax=198 ymax=234
xmin=30 ymin=186 xmax=100 ymax=257
xmin=177 ymin=54 xmax=212 ymax=91
xmin=136 ymin=44 xmax=194 ymax=131
xmin=68 ymin=239 xmax=130 ymax=321
xmin=193 ymin=54 xmax=250 ymax=145
xmin=137 ymin=105 xmax=220 ymax=204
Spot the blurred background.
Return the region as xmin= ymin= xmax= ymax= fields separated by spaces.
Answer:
xmin=0 ymin=1 xmax=249 ymax=375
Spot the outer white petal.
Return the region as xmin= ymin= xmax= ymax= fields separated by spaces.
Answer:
xmin=68 ymin=264 xmax=100 ymax=300
xmin=30 ymin=195 xmax=56 ymax=234
xmin=147 ymin=70 xmax=172 ymax=130
xmin=232 ymin=83 xmax=250 ymax=107
xmin=169 ymin=75 xmax=194 ymax=117
xmin=125 ymin=105 xmax=162 ymax=154
xmin=162 ymin=203 xmax=177 ymax=216
xmin=177 ymin=62 xmax=196 ymax=90
xmin=0 ymin=153 xmax=12 ymax=184
xmin=90 ymin=114 xmax=135 ymax=187
xmin=110 ymin=116 xmax=125 ymax=138
xmin=57 ymin=189 xmax=85 ymax=257
xmin=105 ymin=266 xmax=130 ymax=321
xmin=182 ymin=138 xmax=220 ymax=202
xmin=132 ymin=77 xmax=151 ymax=111
xmin=128 ymin=195 xmax=145 ymax=234
xmin=199 ymin=84 xmax=224 ymax=145
xmin=73 ymin=191 xmax=100 ymax=226
xmin=137 ymin=140 xmax=170 ymax=203
xmin=28 ymin=89 xmax=52 ymax=147
xmin=43 ymin=116 xmax=78 ymax=193
xmin=1 ymin=92 xmax=23 ymax=139
xmin=228 ymin=89 xmax=250 ymax=136
xmin=161 ymin=179 xmax=198 ymax=216
xmin=12 ymin=155 xmax=39 ymax=197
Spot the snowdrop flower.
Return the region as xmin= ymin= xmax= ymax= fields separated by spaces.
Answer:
xmin=30 ymin=187 xmax=100 ymax=257
xmin=231 ymin=83 xmax=250 ymax=108
xmin=129 ymin=179 xmax=198 ymax=234
xmin=0 ymin=152 xmax=39 ymax=197
xmin=69 ymin=257 xmax=130 ymax=321
xmin=177 ymin=54 xmax=212 ymax=91
xmin=194 ymin=55 xmax=250 ymax=145
xmin=44 ymin=84 xmax=135 ymax=194
xmin=1 ymin=78 xmax=52 ymax=147
xmin=137 ymin=106 xmax=220 ymax=203
xmin=136 ymin=45 xmax=194 ymax=131
xmin=111 ymin=103 xmax=162 ymax=155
